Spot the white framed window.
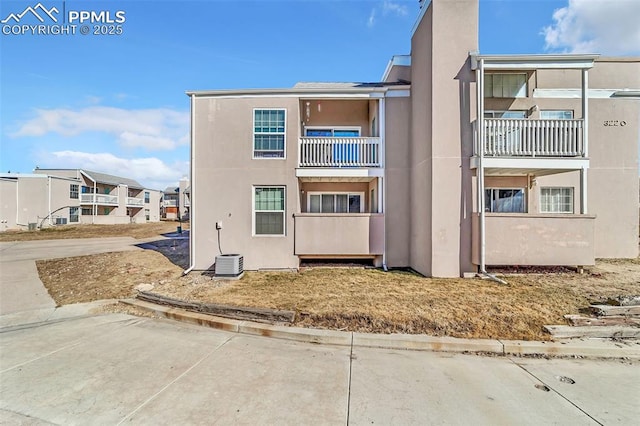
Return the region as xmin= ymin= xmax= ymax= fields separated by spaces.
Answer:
xmin=484 ymin=74 xmax=527 ymax=98
xmin=69 ymin=207 xmax=79 ymax=223
xmin=540 ymin=110 xmax=574 ymax=120
xmin=540 ymin=187 xmax=574 ymax=213
xmin=81 ymin=207 xmax=92 ymax=216
xmin=484 ymin=110 xmax=526 ymax=119
xmin=144 ymin=191 xmax=150 ymax=203
xmin=253 ymin=186 xmax=285 ymax=235
xmin=253 ymin=109 xmax=286 ymax=159
xmin=307 ymin=192 xmax=364 ymax=213
xmin=485 ymin=188 xmax=526 ymax=213
xmin=304 ymin=127 xmax=361 ymax=137
xmin=70 ymin=184 xmax=79 ymax=199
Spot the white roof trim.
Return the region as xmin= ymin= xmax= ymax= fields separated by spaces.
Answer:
xmin=533 ymin=88 xmax=640 ymax=99
xmin=381 ymin=55 xmax=411 ymax=82
xmin=295 ymin=168 xmax=384 ymax=179
xmin=411 ymin=1 xmax=431 ymax=37
xmin=471 ymin=54 xmax=599 ymax=70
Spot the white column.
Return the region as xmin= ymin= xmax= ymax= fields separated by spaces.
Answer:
xmin=582 ymin=68 xmax=589 ymax=158
xmin=580 ymin=166 xmax=588 ymax=214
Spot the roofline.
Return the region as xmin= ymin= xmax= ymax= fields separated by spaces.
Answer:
xmin=470 ymin=53 xmax=600 ymax=70
xmin=0 ymin=173 xmax=79 ymax=182
xmin=381 ymin=55 xmax=411 ymax=82
xmin=185 ymin=85 xmax=410 ymax=98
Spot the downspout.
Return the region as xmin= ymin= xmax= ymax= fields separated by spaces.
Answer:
xmin=476 ymin=58 xmax=506 ymax=285
xmin=183 ymin=93 xmax=196 ymax=275
xmin=93 ymin=180 xmax=97 ymax=223
xmin=380 ymin=97 xmax=388 ymax=271
xmin=47 ymin=176 xmax=52 ymax=226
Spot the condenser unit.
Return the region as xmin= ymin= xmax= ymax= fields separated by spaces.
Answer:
xmin=215 ymin=254 xmax=244 ymax=278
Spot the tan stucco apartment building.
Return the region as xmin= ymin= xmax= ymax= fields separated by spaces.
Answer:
xmin=187 ymin=0 xmax=639 ymax=277
xmin=0 ymin=169 xmax=161 ymax=231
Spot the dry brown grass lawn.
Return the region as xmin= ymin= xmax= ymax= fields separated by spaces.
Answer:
xmin=0 ymin=221 xmax=188 ymax=242
xmin=37 ymin=247 xmax=640 ymax=341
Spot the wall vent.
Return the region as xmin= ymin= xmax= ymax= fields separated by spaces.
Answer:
xmin=215 ymin=254 xmax=244 ymax=278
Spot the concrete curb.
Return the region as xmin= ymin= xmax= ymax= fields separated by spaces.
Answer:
xmin=120 ymin=299 xmax=640 ymax=359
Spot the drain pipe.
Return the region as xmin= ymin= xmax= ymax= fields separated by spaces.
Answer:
xmin=475 ymin=57 xmax=506 ymax=285
xmin=183 ymin=93 xmax=196 ymax=276
xmin=380 ymin=97 xmax=388 ymax=272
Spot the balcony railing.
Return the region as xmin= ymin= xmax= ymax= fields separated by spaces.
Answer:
xmin=475 ymin=119 xmax=584 ymax=157
xmin=81 ymin=194 xmax=118 ymax=205
xmin=127 ymin=197 xmax=144 ymax=207
xmin=299 ymin=137 xmax=381 ymax=168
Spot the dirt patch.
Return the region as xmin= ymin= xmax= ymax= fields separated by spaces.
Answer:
xmin=0 ymin=221 xmax=189 ymax=242
xmin=37 ymin=244 xmax=640 ymax=341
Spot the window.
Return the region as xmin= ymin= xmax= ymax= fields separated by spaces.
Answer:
xmin=145 ymin=209 xmax=150 ymax=221
xmin=485 ymin=188 xmax=526 ymax=213
xmin=540 ymin=110 xmax=574 ymax=120
xmin=254 ymin=186 xmax=285 ymax=235
xmin=484 ymin=111 xmax=526 ymax=119
xmin=304 ymin=128 xmax=360 ymax=137
xmin=540 ymin=187 xmax=573 ymax=213
xmin=81 ymin=208 xmax=92 ymax=215
xmin=308 ymin=193 xmax=363 ymax=213
xmin=253 ymin=109 xmax=285 ymax=158
xmin=485 ymin=74 xmax=527 ymax=98
xmin=144 ymin=191 xmax=150 ymax=203
xmin=69 ymin=207 xmax=79 ymax=223
xmin=70 ymin=184 xmax=79 ymax=199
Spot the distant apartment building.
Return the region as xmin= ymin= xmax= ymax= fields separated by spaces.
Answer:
xmin=161 ymin=178 xmax=190 ymax=220
xmin=0 ymin=169 xmax=161 ymax=231
xmin=186 ymin=0 xmax=639 ymax=276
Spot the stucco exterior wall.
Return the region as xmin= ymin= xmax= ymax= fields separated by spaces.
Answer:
xmin=0 ymin=179 xmax=17 ymax=231
xmin=192 ymin=96 xmax=301 ymax=271
xmin=409 ymin=3 xmax=434 ymax=276
xmin=410 ymin=0 xmax=478 ymax=277
xmin=385 ymin=97 xmax=411 ymax=267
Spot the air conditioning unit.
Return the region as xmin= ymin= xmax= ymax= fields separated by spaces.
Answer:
xmin=215 ymin=254 xmax=244 ymax=279
xmin=55 ymin=218 xmax=67 ymax=225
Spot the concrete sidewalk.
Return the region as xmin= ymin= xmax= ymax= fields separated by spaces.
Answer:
xmin=0 ymin=238 xmax=139 ymax=315
xmin=1 ymin=309 xmax=638 ymax=425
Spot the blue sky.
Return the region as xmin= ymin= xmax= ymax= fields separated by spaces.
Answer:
xmin=1 ymin=0 xmax=639 ymax=190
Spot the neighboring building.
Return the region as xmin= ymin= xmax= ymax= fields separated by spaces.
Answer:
xmin=161 ymin=178 xmax=190 ymax=220
xmin=187 ymin=0 xmax=639 ymax=276
xmin=0 ymin=169 xmax=162 ymax=231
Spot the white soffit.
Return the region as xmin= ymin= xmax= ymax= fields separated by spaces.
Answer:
xmin=533 ymin=88 xmax=640 ymax=99
xmin=471 ymin=54 xmax=599 ymax=70
xmin=295 ymin=168 xmax=384 ymax=179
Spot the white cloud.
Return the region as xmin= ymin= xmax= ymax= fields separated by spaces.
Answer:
xmin=543 ymin=0 xmax=640 ymax=55
xmin=383 ymin=0 xmax=408 ymax=17
xmin=37 ymin=151 xmax=188 ymax=190
xmin=367 ymin=8 xmax=376 ymax=28
xmin=367 ymin=1 xmax=408 ymax=28
xmin=11 ymin=106 xmax=189 ymax=151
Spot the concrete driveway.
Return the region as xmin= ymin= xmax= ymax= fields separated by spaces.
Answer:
xmin=0 ymin=238 xmax=139 ymax=315
xmin=1 ymin=312 xmax=638 ymax=425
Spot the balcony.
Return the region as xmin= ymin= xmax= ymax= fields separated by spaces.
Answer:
xmin=298 ymin=137 xmax=381 ymax=168
xmin=475 ymin=119 xmax=585 ymax=157
xmin=127 ymin=197 xmax=144 ymax=207
xmin=81 ymin=194 xmax=118 ymax=205
xmin=471 ymin=213 xmax=595 ymax=266
xmin=294 ymin=213 xmax=384 ymax=256
xmin=163 ymin=200 xmax=177 ymax=207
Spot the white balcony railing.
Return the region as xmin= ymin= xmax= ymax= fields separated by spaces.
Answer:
xmin=163 ymin=200 xmax=178 ymax=207
xmin=299 ymin=137 xmax=381 ymax=167
xmin=127 ymin=197 xmax=144 ymax=207
xmin=81 ymin=194 xmax=118 ymax=205
xmin=475 ymin=119 xmax=585 ymax=157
